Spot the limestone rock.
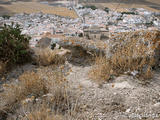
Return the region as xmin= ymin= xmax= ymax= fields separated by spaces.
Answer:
xmin=36 ymin=37 xmax=52 ymax=48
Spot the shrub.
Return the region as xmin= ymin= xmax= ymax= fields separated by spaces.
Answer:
xmin=104 ymin=7 xmax=110 ymax=13
xmin=2 ymin=15 xmax=10 ymax=19
xmin=89 ymin=55 xmax=113 ymax=83
xmin=19 ymin=71 xmax=48 ymax=97
xmin=0 ymin=23 xmax=31 ymax=64
xmin=84 ymin=5 xmax=97 ymax=10
xmin=0 ymin=71 xmax=48 ymax=111
xmin=121 ymin=11 xmax=137 ymax=15
xmin=35 ymin=48 xmax=67 ymax=66
xmin=89 ymin=39 xmax=156 ymax=83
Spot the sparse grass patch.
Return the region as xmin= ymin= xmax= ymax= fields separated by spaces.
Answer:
xmin=2 ymin=14 xmax=10 ymax=19
xmin=35 ymin=48 xmax=66 ymax=66
xmin=89 ymin=56 xmax=113 ymax=83
xmin=19 ymin=71 xmax=48 ymax=97
xmin=89 ymin=39 xmax=156 ymax=83
xmin=0 ymin=71 xmax=48 ymax=114
xmin=21 ymin=103 xmax=64 ymax=120
xmin=38 ymin=66 xmax=78 ymax=114
xmin=0 ymin=65 xmax=81 ymax=119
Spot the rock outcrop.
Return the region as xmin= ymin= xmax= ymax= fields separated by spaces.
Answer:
xmin=50 ymin=30 xmax=160 ymax=58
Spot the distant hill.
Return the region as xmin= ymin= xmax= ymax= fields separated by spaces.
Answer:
xmin=79 ymin=0 xmax=160 ymax=12
xmin=79 ymin=0 xmax=160 ymax=6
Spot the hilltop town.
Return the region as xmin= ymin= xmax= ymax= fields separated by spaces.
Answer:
xmin=0 ymin=3 xmax=160 ymax=47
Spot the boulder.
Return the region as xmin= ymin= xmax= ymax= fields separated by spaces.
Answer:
xmin=50 ymin=37 xmax=108 ymax=55
xmin=37 ymin=30 xmax=159 ymax=69
xmin=36 ymin=37 xmax=61 ymax=50
xmin=32 ymin=37 xmax=71 ymax=66
xmin=50 ymin=30 xmax=160 ymax=60
xmin=36 ymin=37 xmax=52 ymax=48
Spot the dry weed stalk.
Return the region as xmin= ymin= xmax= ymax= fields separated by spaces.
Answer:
xmin=90 ymin=39 xmax=156 ymax=83
xmin=0 ymin=71 xmax=48 ymax=113
xmin=0 ymin=66 xmax=81 ymax=119
xmin=22 ymin=103 xmax=64 ymax=120
xmin=19 ymin=71 xmax=48 ymax=97
xmin=89 ymin=56 xmax=112 ymax=83
xmin=35 ymin=48 xmax=66 ymax=66
xmin=0 ymin=61 xmax=7 ymax=75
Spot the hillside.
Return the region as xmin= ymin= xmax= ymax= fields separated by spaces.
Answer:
xmin=0 ymin=1 xmax=160 ymax=120
xmin=0 ymin=1 xmax=78 ymax=18
xmin=81 ymin=0 xmax=160 ymax=12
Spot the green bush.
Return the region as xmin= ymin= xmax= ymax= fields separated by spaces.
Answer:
xmin=121 ymin=12 xmax=137 ymax=15
xmin=0 ymin=23 xmax=31 ymax=64
xmin=2 ymin=14 xmax=10 ymax=19
xmin=104 ymin=7 xmax=110 ymax=13
xmin=84 ymin=5 xmax=97 ymax=10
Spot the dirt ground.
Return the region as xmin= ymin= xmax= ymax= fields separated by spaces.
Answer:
xmin=82 ymin=0 xmax=160 ymax=12
xmin=0 ymin=0 xmax=78 ymax=18
xmin=93 ymin=3 xmax=160 ymax=12
xmin=66 ymin=62 xmax=160 ymax=120
xmin=0 ymin=0 xmax=159 ymax=16
xmin=1 ymin=55 xmax=160 ymax=120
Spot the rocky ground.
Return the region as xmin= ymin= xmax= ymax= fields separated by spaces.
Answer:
xmin=0 ymin=2 xmax=160 ymax=119
xmin=67 ymin=63 xmax=160 ymax=120
xmin=1 ymin=51 xmax=160 ymax=120
xmin=1 ymin=29 xmax=160 ymax=119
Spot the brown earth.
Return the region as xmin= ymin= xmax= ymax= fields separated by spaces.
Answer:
xmin=82 ymin=0 xmax=160 ymax=12
xmin=0 ymin=1 xmax=78 ymax=18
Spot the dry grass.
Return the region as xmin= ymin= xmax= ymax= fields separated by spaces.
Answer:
xmin=0 ymin=65 xmax=80 ymax=119
xmin=19 ymin=71 xmax=48 ymax=97
xmin=89 ymin=39 xmax=156 ymax=83
xmin=0 ymin=61 xmax=7 ymax=75
xmin=110 ymin=40 xmax=155 ymax=74
xmin=35 ymin=48 xmax=66 ymax=66
xmin=21 ymin=104 xmax=64 ymax=120
xmin=38 ymin=66 xmax=79 ymax=114
xmin=0 ymin=2 xmax=78 ymax=18
xmin=96 ymin=2 xmax=160 ymax=12
xmin=0 ymin=71 xmax=48 ymax=113
xmin=89 ymin=56 xmax=112 ymax=83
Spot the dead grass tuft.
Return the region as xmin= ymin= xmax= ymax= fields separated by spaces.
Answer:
xmin=0 ymin=71 xmax=48 ymax=113
xmin=0 ymin=61 xmax=7 ymax=75
xmin=22 ymin=104 xmax=64 ymax=120
xmin=35 ymin=48 xmax=66 ymax=66
xmin=0 ymin=66 xmax=80 ymax=119
xmin=39 ymin=67 xmax=77 ymax=114
xmin=19 ymin=71 xmax=48 ymax=97
xmin=89 ymin=56 xmax=113 ymax=83
xmin=90 ymin=39 xmax=156 ymax=83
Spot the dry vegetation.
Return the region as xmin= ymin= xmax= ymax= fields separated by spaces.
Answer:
xmin=91 ymin=0 xmax=160 ymax=12
xmin=35 ymin=48 xmax=66 ymax=66
xmin=0 ymin=64 xmax=81 ymax=120
xmin=0 ymin=61 xmax=7 ymax=75
xmin=33 ymin=48 xmax=71 ymax=66
xmin=89 ymin=39 xmax=156 ymax=83
xmin=21 ymin=104 xmax=64 ymax=120
xmin=0 ymin=23 xmax=76 ymax=119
